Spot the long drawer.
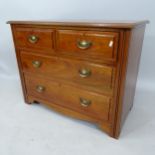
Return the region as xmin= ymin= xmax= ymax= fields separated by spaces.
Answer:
xmin=24 ymin=74 xmax=111 ymax=121
xmin=20 ymin=52 xmax=116 ymax=95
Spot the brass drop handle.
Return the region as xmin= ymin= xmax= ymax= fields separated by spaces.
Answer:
xmin=32 ymin=60 xmax=42 ymax=68
xmin=28 ymin=35 xmax=39 ymax=43
xmin=80 ymin=98 xmax=91 ymax=107
xmin=79 ymin=68 xmax=91 ymax=78
xmin=36 ymin=85 xmax=45 ymax=93
xmin=77 ymin=40 xmax=92 ymax=49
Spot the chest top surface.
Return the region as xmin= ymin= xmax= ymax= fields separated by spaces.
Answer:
xmin=7 ymin=20 xmax=149 ymax=28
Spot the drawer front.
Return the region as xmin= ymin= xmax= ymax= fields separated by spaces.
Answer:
xmin=56 ymin=30 xmax=119 ymax=62
xmin=14 ymin=27 xmax=54 ymax=51
xmin=25 ymin=75 xmax=111 ymax=121
xmin=20 ymin=52 xmax=115 ymax=94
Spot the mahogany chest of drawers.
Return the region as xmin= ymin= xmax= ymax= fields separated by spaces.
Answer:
xmin=8 ymin=20 xmax=148 ymax=138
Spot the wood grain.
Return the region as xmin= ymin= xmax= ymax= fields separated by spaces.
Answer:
xmin=14 ymin=27 xmax=54 ymax=51
xmin=113 ymin=25 xmax=147 ymax=138
xmin=56 ymin=30 xmax=119 ymax=63
xmin=20 ymin=51 xmax=116 ymax=95
xmin=8 ymin=21 xmax=148 ymax=138
xmin=25 ymin=74 xmax=111 ymax=121
xmin=7 ymin=20 xmax=149 ymax=28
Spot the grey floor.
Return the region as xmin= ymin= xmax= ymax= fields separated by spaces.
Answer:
xmin=0 ymin=76 xmax=155 ymax=155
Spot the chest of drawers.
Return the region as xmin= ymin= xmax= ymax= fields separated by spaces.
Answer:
xmin=8 ymin=20 xmax=148 ymax=138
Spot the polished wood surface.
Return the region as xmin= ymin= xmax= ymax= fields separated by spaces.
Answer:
xmin=25 ymin=74 xmax=111 ymax=121
xmin=14 ymin=27 xmax=54 ymax=51
xmin=114 ymin=25 xmax=147 ymax=137
xmin=56 ymin=30 xmax=119 ymax=62
xmin=7 ymin=20 xmax=149 ymax=28
xmin=8 ymin=20 xmax=148 ymax=138
xmin=20 ymin=52 xmax=115 ymax=95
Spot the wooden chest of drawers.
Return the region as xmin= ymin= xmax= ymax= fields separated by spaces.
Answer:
xmin=8 ymin=20 xmax=148 ymax=138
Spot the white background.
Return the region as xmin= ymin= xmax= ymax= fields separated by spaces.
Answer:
xmin=0 ymin=0 xmax=155 ymax=155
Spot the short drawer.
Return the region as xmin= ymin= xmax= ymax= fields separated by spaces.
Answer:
xmin=20 ymin=52 xmax=116 ymax=95
xmin=24 ymin=75 xmax=111 ymax=121
xmin=14 ymin=27 xmax=54 ymax=51
xmin=56 ymin=30 xmax=119 ymax=63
